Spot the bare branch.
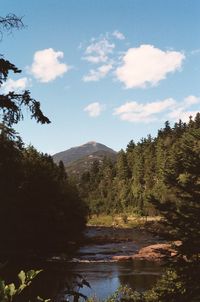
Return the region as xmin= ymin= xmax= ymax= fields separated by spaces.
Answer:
xmin=0 ymin=14 xmax=25 ymax=40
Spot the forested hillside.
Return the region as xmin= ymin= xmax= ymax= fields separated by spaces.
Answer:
xmin=79 ymin=114 xmax=200 ymax=217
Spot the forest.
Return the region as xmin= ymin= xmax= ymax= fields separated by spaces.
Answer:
xmin=77 ymin=114 xmax=200 ymax=301
xmin=79 ymin=115 xmax=200 ymax=218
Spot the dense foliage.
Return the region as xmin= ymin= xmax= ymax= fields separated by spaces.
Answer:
xmin=79 ymin=115 xmax=200 ymax=218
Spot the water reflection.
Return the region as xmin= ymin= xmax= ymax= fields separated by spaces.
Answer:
xmin=60 ymin=261 xmax=162 ymax=301
xmin=118 ymin=261 xmax=161 ymax=292
xmin=1 ymin=260 xmax=162 ymax=301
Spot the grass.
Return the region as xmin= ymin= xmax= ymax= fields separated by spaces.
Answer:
xmin=87 ymin=214 xmax=161 ymax=228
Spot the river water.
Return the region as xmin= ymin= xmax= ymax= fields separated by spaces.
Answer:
xmin=62 ymin=226 xmax=163 ymax=300
xmin=1 ymin=227 xmax=163 ymax=301
xmin=63 ymin=261 xmax=162 ymax=300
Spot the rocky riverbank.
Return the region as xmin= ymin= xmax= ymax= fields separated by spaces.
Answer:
xmin=75 ymin=226 xmax=166 ymax=262
xmin=112 ymin=241 xmax=181 ymax=262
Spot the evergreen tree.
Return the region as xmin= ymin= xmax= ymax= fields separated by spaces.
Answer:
xmin=149 ymin=124 xmax=200 ymax=301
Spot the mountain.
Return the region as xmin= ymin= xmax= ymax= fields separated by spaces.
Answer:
xmin=65 ymin=149 xmax=117 ymax=176
xmin=53 ymin=142 xmax=117 ymax=174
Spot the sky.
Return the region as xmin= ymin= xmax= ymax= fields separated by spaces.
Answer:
xmin=1 ymin=0 xmax=200 ymax=154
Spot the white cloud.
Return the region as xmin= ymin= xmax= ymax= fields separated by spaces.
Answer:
xmin=2 ymin=77 xmax=30 ymax=93
xmin=112 ymin=30 xmax=125 ymax=40
xmin=116 ymin=44 xmax=185 ymax=88
xmin=168 ymin=110 xmax=199 ymax=123
xmin=168 ymin=95 xmax=200 ymax=122
xmin=29 ymin=48 xmax=70 ymax=82
xmin=114 ymin=98 xmax=175 ymax=122
xmin=184 ymin=95 xmax=200 ymax=107
xmin=113 ymin=95 xmax=200 ymax=123
xmin=83 ymin=64 xmax=112 ymax=82
xmin=84 ymin=102 xmax=105 ymax=117
xmin=83 ymin=38 xmax=115 ymax=64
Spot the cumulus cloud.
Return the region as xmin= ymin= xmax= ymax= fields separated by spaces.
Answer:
xmin=84 ymin=102 xmax=105 ymax=117
xmin=113 ymin=95 xmax=200 ymax=123
xmin=83 ymin=38 xmax=115 ymax=64
xmin=2 ymin=77 xmax=31 ymax=93
xmin=29 ymin=48 xmax=70 ymax=82
xmin=112 ymin=30 xmax=125 ymax=40
xmin=116 ymin=44 xmax=185 ymax=88
xmin=83 ymin=64 xmax=112 ymax=82
xmin=114 ymin=98 xmax=175 ymax=122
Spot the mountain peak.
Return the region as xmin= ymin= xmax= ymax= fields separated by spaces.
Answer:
xmin=53 ymin=141 xmax=116 ymax=166
xmin=87 ymin=141 xmax=97 ymax=146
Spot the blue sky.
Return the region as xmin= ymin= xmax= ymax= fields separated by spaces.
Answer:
xmin=1 ymin=0 xmax=200 ymax=154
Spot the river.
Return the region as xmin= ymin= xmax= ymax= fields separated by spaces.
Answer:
xmin=1 ymin=226 xmax=163 ymax=301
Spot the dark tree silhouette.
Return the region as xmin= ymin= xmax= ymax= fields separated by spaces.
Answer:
xmin=0 ymin=14 xmax=50 ymax=126
xmin=0 ymin=59 xmax=50 ymax=126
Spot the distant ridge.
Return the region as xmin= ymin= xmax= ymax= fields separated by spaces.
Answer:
xmin=53 ymin=141 xmax=117 ymax=166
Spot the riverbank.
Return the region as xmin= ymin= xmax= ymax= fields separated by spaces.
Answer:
xmin=112 ymin=241 xmax=180 ymax=262
xmin=87 ymin=214 xmax=161 ymax=229
xmin=83 ymin=217 xmax=175 ymax=263
xmin=74 ymin=225 xmax=164 ymax=263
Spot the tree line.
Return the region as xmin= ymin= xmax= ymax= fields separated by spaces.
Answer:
xmin=79 ymin=115 xmax=200 ymax=218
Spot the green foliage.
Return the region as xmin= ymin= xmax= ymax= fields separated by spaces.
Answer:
xmin=150 ymin=127 xmax=200 ymax=259
xmin=103 ymin=269 xmax=198 ymax=302
xmin=144 ymin=270 xmax=185 ymax=302
xmin=37 ymin=297 xmax=51 ymax=302
xmin=0 ymin=270 xmax=42 ymax=302
xmin=0 ymin=269 xmax=92 ymax=302
xmin=78 ymin=114 xmax=200 ymax=223
xmin=105 ymin=286 xmax=143 ymax=302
